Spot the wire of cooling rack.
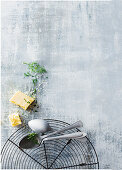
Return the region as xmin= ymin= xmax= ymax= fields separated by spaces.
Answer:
xmin=1 ymin=119 xmax=99 ymax=169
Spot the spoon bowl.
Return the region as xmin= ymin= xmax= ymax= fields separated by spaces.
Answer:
xmin=19 ymin=135 xmax=40 ymax=149
xmin=28 ymin=119 xmax=50 ymax=134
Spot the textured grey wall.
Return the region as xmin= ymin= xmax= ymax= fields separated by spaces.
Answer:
xmin=1 ymin=1 xmax=122 ymax=169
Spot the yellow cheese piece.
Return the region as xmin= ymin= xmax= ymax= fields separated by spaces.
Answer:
xmin=9 ymin=113 xmax=22 ymax=127
xmin=10 ymin=91 xmax=34 ymax=110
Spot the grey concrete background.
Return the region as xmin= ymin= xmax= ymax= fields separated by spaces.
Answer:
xmin=1 ymin=1 xmax=122 ymax=169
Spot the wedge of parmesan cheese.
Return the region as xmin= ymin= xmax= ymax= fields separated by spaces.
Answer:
xmin=9 ymin=91 xmax=34 ymax=110
xmin=9 ymin=113 xmax=22 ymax=127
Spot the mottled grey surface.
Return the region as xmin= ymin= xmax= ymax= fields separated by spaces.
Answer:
xmin=1 ymin=1 xmax=122 ymax=170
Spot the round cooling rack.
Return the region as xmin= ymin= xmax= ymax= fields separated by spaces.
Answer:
xmin=1 ymin=119 xmax=99 ymax=169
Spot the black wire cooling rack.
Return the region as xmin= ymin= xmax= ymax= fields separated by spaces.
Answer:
xmin=1 ymin=119 xmax=99 ymax=169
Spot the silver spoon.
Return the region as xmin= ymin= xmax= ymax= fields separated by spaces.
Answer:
xmin=28 ymin=119 xmax=51 ymax=134
xmin=41 ymin=132 xmax=87 ymax=143
xmin=19 ymin=120 xmax=83 ymax=149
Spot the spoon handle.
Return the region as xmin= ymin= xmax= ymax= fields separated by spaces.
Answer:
xmin=42 ymin=121 xmax=83 ymax=139
xmin=42 ymin=132 xmax=86 ymax=143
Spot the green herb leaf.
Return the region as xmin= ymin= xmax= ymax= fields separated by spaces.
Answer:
xmin=27 ymin=132 xmax=39 ymax=144
xmin=37 ymin=66 xmax=47 ymax=74
xmin=24 ymin=72 xmax=35 ymax=77
xmin=24 ymin=98 xmax=30 ymax=104
xmin=24 ymin=72 xmax=30 ymax=77
xmin=33 ymin=89 xmax=37 ymax=94
xmin=32 ymin=78 xmax=37 ymax=86
xmin=23 ymin=62 xmax=48 ymax=94
xmin=23 ymin=62 xmax=47 ymax=74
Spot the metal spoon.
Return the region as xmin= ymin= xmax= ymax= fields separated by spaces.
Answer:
xmin=41 ymin=132 xmax=87 ymax=143
xmin=28 ymin=119 xmax=51 ymax=134
xmin=19 ymin=120 xmax=83 ymax=149
xmin=19 ymin=131 xmax=86 ymax=149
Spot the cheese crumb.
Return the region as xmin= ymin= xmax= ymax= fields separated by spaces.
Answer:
xmin=9 ymin=113 xmax=22 ymax=127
